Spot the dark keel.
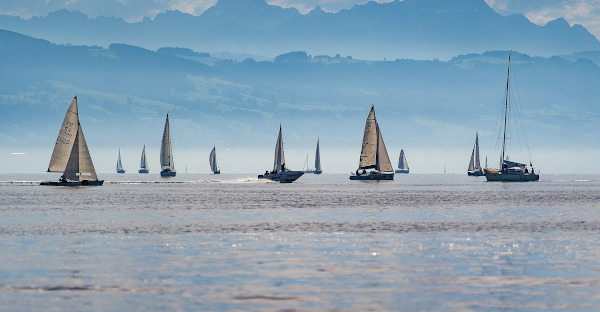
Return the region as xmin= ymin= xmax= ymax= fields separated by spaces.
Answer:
xmin=40 ymin=180 xmax=104 ymax=186
xmin=349 ymin=172 xmax=394 ymax=181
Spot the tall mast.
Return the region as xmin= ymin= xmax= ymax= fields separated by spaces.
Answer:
xmin=501 ymin=52 xmax=511 ymax=166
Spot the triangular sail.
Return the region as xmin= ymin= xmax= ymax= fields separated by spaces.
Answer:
xmin=64 ymin=123 xmax=98 ymax=181
xmin=140 ymin=145 xmax=148 ymax=170
xmin=273 ymin=125 xmax=285 ymax=172
xmin=398 ymin=149 xmax=408 ymax=170
xmin=116 ymin=149 xmax=123 ymax=171
xmin=314 ymin=138 xmax=321 ymax=171
xmin=209 ymin=146 xmax=218 ymax=173
xmin=375 ymin=123 xmax=394 ymax=172
xmin=48 ymin=97 xmax=79 ymax=173
xmin=160 ymin=114 xmax=174 ymax=170
xmin=468 ymin=148 xmax=476 ymax=171
xmin=474 ymin=132 xmax=481 ymax=170
xmin=359 ymin=106 xmax=378 ymax=169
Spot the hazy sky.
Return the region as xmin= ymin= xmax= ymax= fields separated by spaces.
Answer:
xmin=0 ymin=0 xmax=599 ymax=39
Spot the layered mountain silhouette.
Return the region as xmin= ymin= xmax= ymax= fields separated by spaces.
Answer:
xmin=0 ymin=0 xmax=598 ymax=60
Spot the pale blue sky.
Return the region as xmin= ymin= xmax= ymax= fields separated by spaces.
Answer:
xmin=0 ymin=0 xmax=599 ymax=39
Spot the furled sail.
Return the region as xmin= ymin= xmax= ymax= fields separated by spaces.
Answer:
xmin=160 ymin=114 xmax=174 ymax=170
xmin=375 ymin=123 xmax=394 ymax=172
xmin=48 ymin=97 xmax=79 ymax=173
xmin=398 ymin=149 xmax=409 ymax=170
xmin=209 ymin=146 xmax=218 ymax=173
xmin=140 ymin=145 xmax=148 ymax=170
xmin=273 ymin=125 xmax=285 ymax=172
xmin=359 ymin=106 xmax=378 ymax=169
xmin=315 ymin=138 xmax=321 ymax=172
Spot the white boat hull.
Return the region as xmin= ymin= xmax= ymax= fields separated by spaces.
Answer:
xmin=258 ymin=171 xmax=304 ymax=183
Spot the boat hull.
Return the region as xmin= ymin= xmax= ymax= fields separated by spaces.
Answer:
xmin=117 ymin=169 xmax=125 ymax=174
xmin=485 ymin=172 xmax=539 ymax=182
xmin=212 ymin=170 xmax=221 ymax=175
xmin=468 ymin=170 xmax=484 ymax=176
xmin=350 ymin=172 xmax=394 ymax=181
xmin=160 ymin=169 xmax=176 ymax=177
xmin=395 ymin=169 xmax=409 ymax=174
xmin=258 ymin=171 xmax=304 ymax=183
xmin=138 ymin=169 xmax=149 ymax=174
xmin=41 ymin=180 xmax=104 ymax=186
xmin=314 ymin=170 xmax=322 ymax=175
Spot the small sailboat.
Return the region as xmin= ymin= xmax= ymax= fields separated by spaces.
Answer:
xmin=258 ymin=125 xmax=304 ymax=183
xmin=116 ymin=148 xmax=125 ymax=174
xmin=209 ymin=146 xmax=220 ymax=174
xmin=484 ymin=52 xmax=539 ymax=182
xmin=160 ymin=113 xmax=176 ymax=177
xmin=304 ymin=138 xmax=322 ymax=174
xmin=350 ymin=105 xmax=394 ymax=180
xmin=395 ymin=149 xmax=409 ymax=174
xmin=41 ymin=96 xmax=103 ymax=186
xmin=138 ymin=145 xmax=149 ymax=173
xmin=467 ymin=132 xmax=483 ymax=176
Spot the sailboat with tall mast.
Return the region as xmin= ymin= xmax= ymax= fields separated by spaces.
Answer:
xmin=209 ymin=145 xmax=220 ymax=174
xmin=467 ymin=132 xmax=483 ymax=176
xmin=41 ymin=96 xmax=103 ymax=186
xmin=484 ymin=52 xmax=539 ymax=182
xmin=138 ymin=145 xmax=149 ymax=173
xmin=395 ymin=149 xmax=409 ymax=174
xmin=258 ymin=125 xmax=304 ymax=183
xmin=160 ymin=113 xmax=176 ymax=177
xmin=116 ymin=148 xmax=125 ymax=173
xmin=304 ymin=138 xmax=322 ymax=174
xmin=350 ymin=105 xmax=394 ymax=180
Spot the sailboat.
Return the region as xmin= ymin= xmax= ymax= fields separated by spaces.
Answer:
xmin=209 ymin=146 xmax=220 ymax=174
xmin=467 ymin=132 xmax=483 ymax=176
xmin=41 ymin=96 xmax=104 ymax=186
xmin=160 ymin=113 xmax=176 ymax=177
xmin=138 ymin=145 xmax=149 ymax=173
xmin=350 ymin=105 xmax=394 ymax=180
xmin=484 ymin=52 xmax=539 ymax=182
xmin=304 ymin=138 xmax=322 ymax=174
xmin=395 ymin=149 xmax=409 ymax=174
xmin=116 ymin=148 xmax=125 ymax=173
xmin=258 ymin=125 xmax=304 ymax=183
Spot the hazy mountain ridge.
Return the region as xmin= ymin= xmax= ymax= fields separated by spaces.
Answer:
xmin=0 ymin=0 xmax=598 ymax=60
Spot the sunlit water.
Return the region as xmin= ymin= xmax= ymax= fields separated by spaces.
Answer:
xmin=1 ymin=173 xmax=600 ymax=311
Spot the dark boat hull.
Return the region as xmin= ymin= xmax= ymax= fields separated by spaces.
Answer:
xmin=138 ymin=169 xmax=149 ymax=174
xmin=160 ymin=169 xmax=176 ymax=177
xmin=468 ymin=170 xmax=484 ymax=176
xmin=350 ymin=172 xmax=394 ymax=181
xmin=41 ymin=180 xmax=104 ymax=186
xmin=117 ymin=169 xmax=125 ymax=174
xmin=395 ymin=169 xmax=409 ymax=174
xmin=314 ymin=170 xmax=322 ymax=174
xmin=485 ymin=172 xmax=539 ymax=182
xmin=258 ymin=171 xmax=304 ymax=183
xmin=212 ymin=170 xmax=220 ymax=174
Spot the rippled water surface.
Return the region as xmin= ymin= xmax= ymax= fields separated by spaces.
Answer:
xmin=1 ymin=173 xmax=600 ymax=311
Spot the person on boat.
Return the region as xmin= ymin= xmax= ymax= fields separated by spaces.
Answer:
xmin=525 ymin=167 xmax=528 ymax=173
xmin=356 ymin=169 xmax=360 ymax=176
xmin=281 ymin=163 xmax=286 ymax=172
xmin=59 ymin=175 xmax=67 ymax=183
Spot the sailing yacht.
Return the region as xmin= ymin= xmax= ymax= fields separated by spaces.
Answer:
xmin=304 ymin=138 xmax=322 ymax=174
xmin=258 ymin=125 xmax=304 ymax=183
xmin=160 ymin=113 xmax=176 ymax=177
xmin=350 ymin=105 xmax=394 ymax=180
xmin=138 ymin=145 xmax=149 ymax=173
xmin=395 ymin=149 xmax=409 ymax=174
xmin=209 ymin=146 xmax=220 ymax=174
xmin=484 ymin=52 xmax=539 ymax=182
xmin=41 ymin=96 xmax=104 ymax=186
xmin=467 ymin=132 xmax=483 ymax=176
xmin=116 ymin=148 xmax=125 ymax=173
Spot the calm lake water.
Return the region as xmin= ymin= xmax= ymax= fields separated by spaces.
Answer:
xmin=1 ymin=173 xmax=600 ymax=311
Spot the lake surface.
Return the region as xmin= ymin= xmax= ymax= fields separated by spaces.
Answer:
xmin=1 ymin=173 xmax=600 ymax=311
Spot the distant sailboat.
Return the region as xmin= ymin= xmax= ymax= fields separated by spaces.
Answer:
xmin=467 ymin=132 xmax=483 ymax=176
xmin=258 ymin=125 xmax=304 ymax=183
xmin=350 ymin=105 xmax=394 ymax=180
xmin=484 ymin=52 xmax=539 ymax=182
xmin=41 ymin=96 xmax=103 ymax=186
xmin=209 ymin=146 xmax=220 ymax=174
xmin=160 ymin=113 xmax=176 ymax=177
xmin=138 ymin=145 xmax=149 ymax=173
xmin=304 ymin=138 xmax=322 ymax=174
xmin=395 ymin=149 xmax=409 ymax=174
xmin=116 ymin=148 xmax=125 ymax=174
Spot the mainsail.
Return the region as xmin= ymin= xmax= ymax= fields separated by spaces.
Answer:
xmin=47 ymin=97 xmax=98 ymax=182
xmin=468 ymin=132 xmax=482 ymax=172
xmin=140 ymin=145 xmax=148 ymax=171
xmin=359 ymin=106 xmax=393 ymax=172
xmin=314 ymin=138 xmax=321 ymax=172
xmin=209 ymin=146 xmax=218 ymax=173
xmin=116 ymin=149 xmax=124 ymax=172
xmin=398 ymin=149 xmax=409 ymax=170
xmin=160 ymin=114 xmax=174 ymax=171
xmin=273 ymin=125 xmax=285 ymax=172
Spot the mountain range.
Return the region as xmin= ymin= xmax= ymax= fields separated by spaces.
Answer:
xmin=0 ymin=0 xmax=599 ymax=60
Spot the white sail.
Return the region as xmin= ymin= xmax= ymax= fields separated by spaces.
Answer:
xmin=140 ymin=145 xmax=148 ymax=170
xmin=468 ymin=148 xmax=476 ymax=171
xmin=116 ymin=149 xmax=124 ymax=172
xmin=160 ymin=113 xmax=174 ymax=171
xmin=314 ymin=138 xmax=321 ymax=171
xmin=474 ymin=132 xmax=481 ymax=170
xmin=273 ymin=125 xmax=285 ymax=172
xmin=359 ymin=106 xmax=378 ymax=169
xmin=398 ymin=149 xmax=409 ymax=170
xmin=48 ymin=97 xmax=79 ymax=173
xmin=375 ymin=123 xmax=394 ymax=172
xmin=209 ymin=146 xmax=218 ymax=173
